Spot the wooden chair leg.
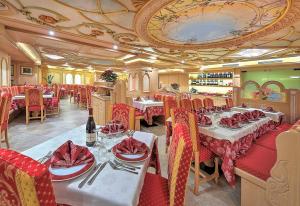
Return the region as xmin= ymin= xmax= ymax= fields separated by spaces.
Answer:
xmin=214 ymin=157 xmax=219 ymax=184
xmin=193 ymin=152 xmax=200 ymax=195
xmin=41 ymin=108 xmax=44 ymax=123
xmin=26 ymin=108 xmax=29 ymax=125
xmin=4 ymin=129 xmax=9 ymax=148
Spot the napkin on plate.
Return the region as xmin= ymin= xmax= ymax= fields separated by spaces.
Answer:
xmin=101 ymin=120 xmax=125 ymax=134
xmin=198 ymin=114 xmax=212 ymax=126
xmin=252 ymin=110 xmax=265 ymax=118
xmin=50 ymin=140 xmax=94 ymax=168
xmin=219 ymin=117 xmax=240 ymax=128
xmin=232 ymin=113 xmax=249 ymax=123
xmin=241 ymin=103 xmax=247 ymax=108
xmin=265 ymin=107 xmax=275 ymax=112
xmin=243 ymin=111 xmax=255 ymax=120
xmin=116 ymin=137 xmax=147 ymax=155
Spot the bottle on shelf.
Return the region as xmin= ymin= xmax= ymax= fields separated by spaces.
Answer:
xmin=86 ymin=107 xmax=96 ymax=147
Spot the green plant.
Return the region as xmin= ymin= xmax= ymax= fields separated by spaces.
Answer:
xmin=101 ymin=69 xmax=118 ymax=83
xmin=43 ymin=74 xmax=54 ymax=85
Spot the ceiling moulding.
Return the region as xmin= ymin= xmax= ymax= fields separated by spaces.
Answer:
xmin=134 ymin=0 xmax=300 ymax=49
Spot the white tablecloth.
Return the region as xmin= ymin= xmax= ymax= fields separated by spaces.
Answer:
xmin=132 ymin=100 xmax=163 ymax=112
xmin=23 ymin=125 xmax=155 ymax=206
xmin=13 ymin=94 xmax=53 ymax=100
xmin=232 ymin=107 xmax=284 ymax=123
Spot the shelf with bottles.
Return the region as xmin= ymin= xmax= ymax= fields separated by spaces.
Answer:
xmin=189 ymin=84 xmax=233 ymax=88
xmin=189 ymin=72 xmax=234 ymax=80
xmin=189 ymin=79 xmax=233 ymax=87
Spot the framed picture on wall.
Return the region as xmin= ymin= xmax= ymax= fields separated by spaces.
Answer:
xmin=20 ymin=66 xmax=33 ymax=75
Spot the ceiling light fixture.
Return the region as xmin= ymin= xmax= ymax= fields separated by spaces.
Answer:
xmin=16 ymin=42 xmax=41 ymax=65
xmin=44 ymin=54 xmax=64 ymax=60
xmin=181 ymin=60 xmax=185 ymax=64
xmin=113 ymin=45 xmax=118 ymax=50
xmin=235 ymin=49 xmax=270 ymax=58
xmin=149 ymin=56 xmax=157 ymax=60
xmin=48 ymin=30 xmax=55 ymax=36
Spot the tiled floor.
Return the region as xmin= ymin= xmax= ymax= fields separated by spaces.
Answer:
xmin=7 ymin=99 xmax=240 ymax=206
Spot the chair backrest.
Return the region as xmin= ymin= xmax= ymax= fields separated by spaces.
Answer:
xmin=154 ymin=93 xmax=162 ymax=101
xmin=164 ymin=98 xmax=178 ymax=120
xmin=170 ymin=108 xmax=189 ymax=129
xmin=111 ymin=103 xmax=135 ymax=130
xmin=1 ymin=93 xmax=12 ymax=127
xmin=0 ymin=148 xmax=57 ymax=206
xmin=192 ymin=98 xmax=203 ymax=111
xmin=188 ymin=112 xmax=200 ymax=153
xmin=25 ymin=88 xmax=43 ymax=107
xmin=226 ymin=98 xmax=234 ymax=108
xmin=168 ymin=123 xmax=193 ymax=206
xmin=203 ymin=98 xmax=214 ymax=108
xmin=80 ymin=87 xmax=87 ymax=100
xmin=180 ymin=99 xmax=193 ymax=112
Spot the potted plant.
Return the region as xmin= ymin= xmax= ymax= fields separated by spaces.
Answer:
xmin=100 ymin=69 xmax=118 ymax=86
xmin=43 ymin=74 xmax=54 ymax=86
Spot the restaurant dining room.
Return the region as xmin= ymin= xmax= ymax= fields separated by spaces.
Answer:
xmin=0 ymin=0 xmax=300 ymax=206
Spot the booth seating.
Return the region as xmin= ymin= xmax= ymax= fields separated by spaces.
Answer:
xmin=234 ymin=121 xmax=299 ymax=206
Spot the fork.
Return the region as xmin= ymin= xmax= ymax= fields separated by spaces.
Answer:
xmin=114 ymin=159 xmax=141 ymax=169
xmin=38 ymin=151 xmax=52 ymax=163
xmin=113 ymin=160 xmax=136 ymax=171
xmin=108 ymin=161 xmax=138 ymax=174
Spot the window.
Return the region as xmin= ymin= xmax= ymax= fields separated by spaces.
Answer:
xmin=75 ymin=74 xmax=81 ymax=84
xmin=1 ymin=59 xmax=7 ymax=86
xmin=66 ymin=73 xmax=73 ymax=84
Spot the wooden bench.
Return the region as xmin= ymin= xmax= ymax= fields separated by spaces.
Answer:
xmin=234 ymin=121 xmax=300 ymax=206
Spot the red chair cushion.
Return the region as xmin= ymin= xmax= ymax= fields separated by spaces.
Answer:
xmin=138 ymin=173 xmax=169 ymax=206
xmin=28 ymin=105 xmax=44 ymax=111
xmin=256 ymin=123 xmax=292 ymax=150
xmin=51 ymin=97 xmax=59 ymax=107
xmin=199 ymin=145 xmax=214 ymax=162
xmin=236 ymin=144 xmax=276 ymax=181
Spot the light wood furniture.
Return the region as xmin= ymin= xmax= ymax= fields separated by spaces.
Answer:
xmin=191 ymin=94 xmax=227 ymax=106
xmin=235 ymin=125 xmax=300 ymax=206
xmin=91 ymin=94 xmax=111 ymax=125
xmin=25 ymin=89 xmax=46 ymax=125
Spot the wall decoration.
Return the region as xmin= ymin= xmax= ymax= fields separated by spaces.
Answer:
xmin=143 ymin=73 xmax=150 ymax=92
xmin=20 ymin=66 xmax=33 ymax=75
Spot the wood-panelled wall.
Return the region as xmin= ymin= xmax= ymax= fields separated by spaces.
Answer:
xmin=159 ymin=73 xmax=189 ymax=92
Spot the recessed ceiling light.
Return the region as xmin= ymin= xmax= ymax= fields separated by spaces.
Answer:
xmin=289 ymin=76 xmax=300 ymax=79
xmin=44 ymin=54 xmax=64 ymax=60
xmin=235 ymin=49 xmax=270 ymax=58
xmin=181 ymin=60 xmax=185 ymax=64
xmin=113 ymin=45 xmax=118 ymax=50
xmin=150 ymin=56 xmax=157 ymax=60
xmin=48 ymin=30 xmax=55 ymax=36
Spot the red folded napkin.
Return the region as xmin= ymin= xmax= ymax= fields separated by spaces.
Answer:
xmin=198 ymin=114 xmax=212 ymax=126
xmin=50 ymin=140 xmax=94 ymax=168
xmin=265 ymin=107 xmax=275 ymax=112
xmin=243 ymin=111 xmax=255 ymax=120
xmin=116 ymin=137 xmax=147 ymax=155
xmin=241 ymin=103 xmax=247 ymax=108
xmin=221 ymin=105 xmax=230 ymax=111
xmin=101 ymin=120 xmax=125 ymax=134
xmin=251 ymin=110 xmax=265 ymax=118
xmin=232 ymin=113 xmax=249 ymax=123
xmin=196 ymin=108 xmax=207 ymax=114
xmin=220 ymin=117 xmax=240 ymax=128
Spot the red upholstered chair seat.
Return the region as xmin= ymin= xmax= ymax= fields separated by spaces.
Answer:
xmin=28 ymin=105 xmax=44 ymax=111
xmin=236 ymin=144 xmax=276 ymax=181
xmin=138 ymin=173 xmax=169 ymax=206
xmin=199 ymin=145 xmax=215 ymax=162
xmin=255 ymin=123 xmax=292 ymax=150
xmin=51 ymin=97 xmax=59 ymax=107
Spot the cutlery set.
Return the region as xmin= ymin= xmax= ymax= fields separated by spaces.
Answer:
xmin=78 ymin=159 xmax=140 ymax=188
xmin=38 ymin=151 xmax=52 ymax=163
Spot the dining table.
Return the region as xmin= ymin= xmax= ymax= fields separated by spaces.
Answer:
xmin=132 ymin=99 xmax=164 ymax=125
xmin=11 ymin=93 xmax=54 ymax=110
xmin=23 ymin=125 xmax=156 ymax=206
xmin=166 ymin=110 xmax=277 ymax=186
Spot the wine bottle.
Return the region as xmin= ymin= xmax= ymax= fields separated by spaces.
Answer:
xmin=86 ymin=107 xmax=96 ymax=147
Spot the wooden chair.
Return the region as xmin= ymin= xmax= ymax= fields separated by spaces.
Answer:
xmin=138 ymin=123 xmax=193 ymax=206
xmin=47 ymin=87 xmax=61 ymax=116
xmin=192 ymin=98 xmax=203 ymax=111
xmin=188 ymin=112 xmax=219 ymax=195
xmin=0 ymin=93 xmax=12 ymax=148
xmin=180 ymin=98 xmax=193 ymax=112
xmin=0 ymin=148 xmax=70 ymax=205
xmin=25 ymin=88 xmax=45 ymax=124
xmin=111 ymin=103 xmax=135 ymax=131
xmin=163 ymin=98 xmax=178 ymax=122
xmin=171 ymin=108 xmax=219 ymax=194
xmin=78 ymin=87 xmax=88 ymax=109
xmin=203 ymin=97 xmax=214 ymax=109
xmin=225 ymin=98 xmax=234 ymax=108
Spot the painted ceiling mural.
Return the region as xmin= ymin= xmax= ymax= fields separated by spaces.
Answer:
xmin=0 ymin=0 xmax=299 ymax=68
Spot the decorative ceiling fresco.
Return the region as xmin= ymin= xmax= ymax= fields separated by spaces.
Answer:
xmin=0 ymin=0 xmax=299 ymax=69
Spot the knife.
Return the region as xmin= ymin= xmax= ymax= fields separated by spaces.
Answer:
xmin=87 ymin=161 xmax=108 ymax=185
xmin=78 ymin=163 xmax=102 ymax=188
